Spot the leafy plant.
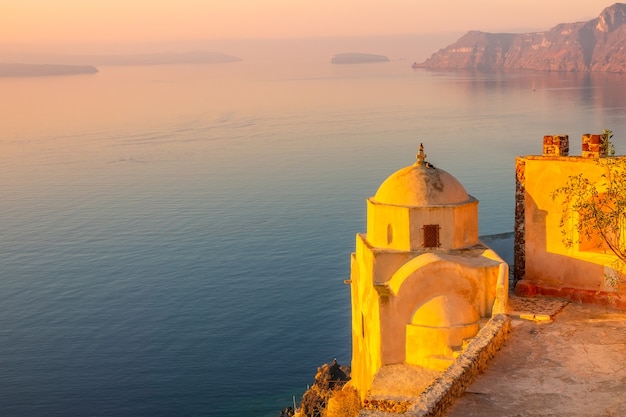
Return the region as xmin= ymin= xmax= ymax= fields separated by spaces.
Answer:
xmin=601 ymin=129 xmax=616 ymax=156
xmin=324 ymin=386 xmax=361 ymax=417
xmin=551 ymin=135 xmax=625 ymax=289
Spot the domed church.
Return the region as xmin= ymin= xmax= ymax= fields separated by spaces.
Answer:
xmin=347 ymin=145 xmax=508 ymax=400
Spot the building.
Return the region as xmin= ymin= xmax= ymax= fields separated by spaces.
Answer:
xmin=348 ymin=145 xmax=508 ymax=400
xmin=515 ymin=134 xmax=626 ymax=309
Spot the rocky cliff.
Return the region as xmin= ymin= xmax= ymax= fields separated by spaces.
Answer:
xmin=298 ymin=360 xmax=351 ymax=417
xmin=419 ymin=3 xmax=626 ymax=72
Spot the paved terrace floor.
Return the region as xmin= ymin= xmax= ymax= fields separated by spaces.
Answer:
xmin=445 ymin=296 xmax=626 ymax=417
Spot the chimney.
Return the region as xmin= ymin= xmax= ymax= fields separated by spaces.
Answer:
xmin=543 ymin=135 xmax=569 ymax=156
xmin=581 ymin=133 xmax=607 ymax=158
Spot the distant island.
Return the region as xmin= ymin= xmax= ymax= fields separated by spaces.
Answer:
xmin=331 ymin=53 xmax=389 ymax=64
xmin=0 ymin=51 xmax=241 ymax=76
xmin=69 ymin=51 xmax=241 ymax=66
xmin=417 ymin=2 xmax=626 ymax=72
xmin=0 ymin=63 xmax=98 ymax=77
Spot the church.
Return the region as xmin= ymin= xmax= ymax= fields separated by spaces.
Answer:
xmin=347 ymin=145 xmax=509 ymax=400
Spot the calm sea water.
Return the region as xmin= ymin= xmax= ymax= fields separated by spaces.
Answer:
xmin=1 ymin=37 xmax=626 ymax=417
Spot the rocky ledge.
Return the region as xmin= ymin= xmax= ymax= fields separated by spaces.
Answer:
xmin=282 ymin=359 xmax=356 ymax=417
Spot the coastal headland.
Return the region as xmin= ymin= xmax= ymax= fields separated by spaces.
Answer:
xmin=417 ymin=3 xmax=626 ymax=72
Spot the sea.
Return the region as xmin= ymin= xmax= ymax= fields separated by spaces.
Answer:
xmin=1 ymin=35 xmax=625 ymax=417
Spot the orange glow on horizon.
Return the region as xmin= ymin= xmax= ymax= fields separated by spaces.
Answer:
xmin=1 ymin=0 xmax=608 ymax=46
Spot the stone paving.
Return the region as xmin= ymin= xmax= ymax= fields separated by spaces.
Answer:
xmin=507 ymin=294 xmax=569 ymax=322
xmin=445 ymin=296 xmax=626 ymax=417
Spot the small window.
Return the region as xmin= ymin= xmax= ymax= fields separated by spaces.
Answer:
xmin=423 ymin=224 xmax=441 ymax=248
xmin=386 ymin=224 xmax=393 ymax=244
xmin=361 ymin=313 xmax=365 ymax=339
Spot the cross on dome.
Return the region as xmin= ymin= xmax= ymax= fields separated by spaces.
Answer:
xmin=416 ymin=143 xmax=427 ymax=165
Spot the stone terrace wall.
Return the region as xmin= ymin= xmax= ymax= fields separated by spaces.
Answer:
xmin=514 ymin=158 xmax=526 ymax=285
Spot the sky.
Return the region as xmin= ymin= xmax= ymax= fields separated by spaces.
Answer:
xmin=1 ymin=1 xmax=614 ymax=46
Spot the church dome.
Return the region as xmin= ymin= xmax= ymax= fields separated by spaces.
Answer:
xmin=373 ymin=146 xmax=470 ymax=207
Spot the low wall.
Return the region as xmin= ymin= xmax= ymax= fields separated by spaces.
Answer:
xmin=360 ymin=314 xmax=511 ymax=417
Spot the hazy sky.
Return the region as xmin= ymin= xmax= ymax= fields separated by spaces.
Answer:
xmin=1 ymin=0 xmax=613 ymax=45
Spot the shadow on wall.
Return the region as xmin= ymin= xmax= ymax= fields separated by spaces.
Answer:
xmin=515 ymin=192 xmax=625 ymax=308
